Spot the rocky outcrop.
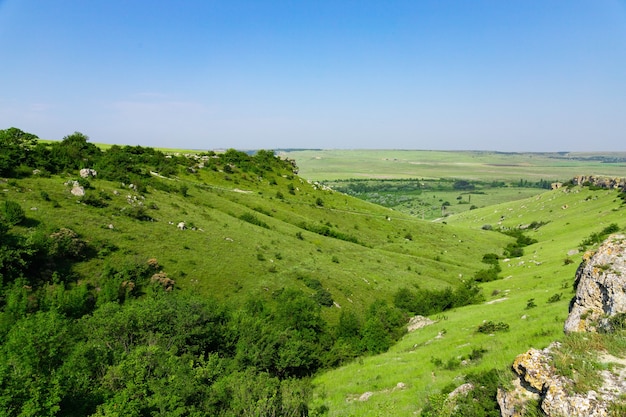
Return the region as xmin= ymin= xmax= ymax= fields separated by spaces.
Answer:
xmin=498 ymin=343 xmax=618 ymax=417
xmin=571 ymin=175 xmax=626 ymax=192
xmin=498 ymin=234 xmax=626 ymax=416
xmin=564 ymin=234 xmax=626 ymax=333
xmin=407 ymin=315 xmax=435 ymax=332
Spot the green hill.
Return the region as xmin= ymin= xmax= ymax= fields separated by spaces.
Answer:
xmin=0 ymin=128 xmax=515 ymax=416
xmin=2 ymin=128 xmax=624 ymax=416
xmin=309 ymin=185 xmax=625 ymax=416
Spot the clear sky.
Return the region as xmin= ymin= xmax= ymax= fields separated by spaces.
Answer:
xmin=1 ymin=1 xmax=625 ymax=151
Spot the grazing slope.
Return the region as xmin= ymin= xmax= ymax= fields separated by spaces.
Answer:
xmin=310 ymin=185 xmax=625 ymax=416
xmin=1 ymin=129 xmax=524 ymax=416
xmin=2 ymin=159 xmax=509 ymax=316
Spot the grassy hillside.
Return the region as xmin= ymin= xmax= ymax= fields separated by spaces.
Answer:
xmin=1 ymin=129 xmax=529 ymax=415
xmin=2 ymin=161 xmax=510 ymax=319
xmin=309 ymin=185 xmax=625 ymax=416
xmin=3 ymin=130 xmax=624 ymax=415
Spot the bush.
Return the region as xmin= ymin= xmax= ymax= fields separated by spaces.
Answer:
xmin=474 ymin=267 xmax=500 ymax=282
xmin=81 ymin=194 xmax=108 ymax=208
xmin=477 ymin=321 xmax=509 ymax=333
xmin=122 ymin=206 xmax=154 ymax=221
xmin=49 ymin=228 xmax=87 ymax=259
xmin=2 ymin=200 xmax=25 ymax=225
xmin=547 ymin=293 xmax=562 ymax=303
xmin=240 ymin=212 xmax=270 ymax=229
xmin=580 ymin=223 xmax=621 ymax=249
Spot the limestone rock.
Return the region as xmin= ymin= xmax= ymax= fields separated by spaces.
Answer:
xmin=79 ymin=168 xmax=97 ymax=178
xmin=498 ymin=234 xmax=626 ymax=417
xmin=71 ymin=185 xmax=85 ymax=196
xmin=407 ymin=315 xmax=435 ymax=332
xmin=499 ymin=343 xmax=618 ymax=417
xmin=511 ymin=345 xmax=555 ymax=393
xmin=497 ymin=377 xmax=541 ymax=417
xmin=564 ymin=234 xmax=626 ymax=333
xmin=571 ymin=176 xmax=626 ymax=191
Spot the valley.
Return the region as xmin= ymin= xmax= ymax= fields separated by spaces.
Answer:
xmin=1 ymin=128 xmax=625 ymax=416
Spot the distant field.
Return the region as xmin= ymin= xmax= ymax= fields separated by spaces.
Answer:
xmin=283 ymin=150 xmax=626 ymax=182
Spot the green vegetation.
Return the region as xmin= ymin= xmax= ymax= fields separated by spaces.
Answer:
xmin=1 ymin=127 xmax=518 ymax=416
xmin=308 ymin=167 xmax=625 ymax=415
xmin=285 ymin=149 xmax=626 ymax=220
xmin=2 ymin=131 xmax=626 ymax=415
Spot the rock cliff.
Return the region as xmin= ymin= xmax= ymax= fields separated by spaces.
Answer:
xmin=571 ymin=176 xmax=626 ymax=192
xmin=564 ymin=234 xmax=626 ymax=333
xmin=498 ymin=234 xmax=626 ymax=416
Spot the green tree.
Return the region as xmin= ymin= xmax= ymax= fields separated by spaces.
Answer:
xmin=0 ymin=127 xmax=39 ymax=176
xmin=1 ymin=200 xmax=25 ymax=226
xmin=0 ymin=310 xmax=72 ymax=417
xmin=50 ymin=131 xmax=101 ymax=171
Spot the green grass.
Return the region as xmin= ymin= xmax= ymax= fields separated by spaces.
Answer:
xmin=4 ymin=147 xmax=625 ymax=415
xmin=284 ymin=149 xmax=626 ymax=182
xmin=0 ymin=164 xmax=510 ymax=323
xmin=309 ymin=186 xmax=625 ymax=415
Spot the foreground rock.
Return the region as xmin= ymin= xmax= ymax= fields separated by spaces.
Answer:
xmin=498 ymin=234 xmax=626 ymax=416
xmin=498 ymin=343 xmax=625 ymax=417
xmin=564 ymin=234 xmax=626 ymax=333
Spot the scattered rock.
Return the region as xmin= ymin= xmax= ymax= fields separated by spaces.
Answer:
xmin=358 ymin=392 xmax=373 ymax=402
xmin=79 ymin=168 xmax=97 ymax=178
xmin=407 ymin=315 xmax=435 ymax=332
xmin=150 ymin=272 xmax=175 ymax=291
xmin=71 ymin=185 xmax=85 ymax=196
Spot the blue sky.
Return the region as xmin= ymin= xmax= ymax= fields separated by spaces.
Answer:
xmin=1 ymin=0 xmax=625 ymax=151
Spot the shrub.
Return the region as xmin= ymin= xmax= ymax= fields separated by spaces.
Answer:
xmin=580 ymin=223 xmax=621 ymax=249
xmin=122 ymin=206 xmax=154 ymax=221
xmin=547 ymin=293 xmax=562 ymax=303
xmin=239 ymin=212 xmax=270 ymax=229
xmin=81 ymin=194 xmax=108 ymax=208
xmin=474 ymin=267 xmax=500 ymax=282
xmin=49 ymin=228 xmax=87 ymax=259
xmin=477 ymin=321 xmax=509 ymax=333
xmin=481 ymin=253 xmax=500 ymax=265
xmin=1 ymin=200 xmax=25 ymax=225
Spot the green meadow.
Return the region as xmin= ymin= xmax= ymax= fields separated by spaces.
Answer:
xmin=2 ymin=131 xmax=625 ymax=416
xmin=286 ymin=149 xmax=626 ymax=221
xmin=284 ymin=149 xmax=626 ymax=181
xmin=309 ymin=185 xmax=625 ymax=416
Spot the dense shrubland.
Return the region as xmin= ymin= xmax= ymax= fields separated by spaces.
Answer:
xmin=0 ymin=208 xmax=412 ymax=416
